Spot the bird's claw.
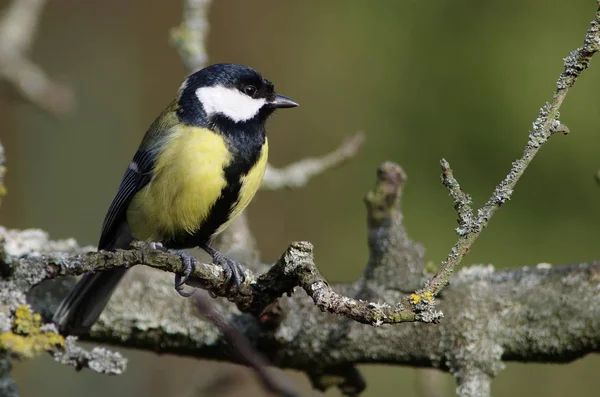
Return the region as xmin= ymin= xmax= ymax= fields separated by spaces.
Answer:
xmin=174 ymin=251 xmax=197 ymax=298
xmin=149 ymin=242 xmax=245 ymax=298
xmin=204 ymin=246 xmax=247 ymax=298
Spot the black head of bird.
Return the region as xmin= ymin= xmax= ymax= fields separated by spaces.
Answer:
xmin=177 ymin=63 xmax=298 ymax=127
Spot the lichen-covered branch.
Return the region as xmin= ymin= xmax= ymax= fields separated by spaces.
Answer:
xmin=0 ymin=228 xmax=433 ymax=327
xmin=52 ymin=335 xmax=126 ymax=375
xmin=424 ymin=3 xmax=600 ymax=298
xmin=247 ymin=241 xmax=433 ymax=325
xmin=25 ymin=243 xmax=600 ymax=383
xmin=1 ymin=216 xmax=595 ymax=384
xmin=0 ymin=270 xmax=125 ymax=380
xmin=0 ymin=0 xmax=73 ymax=114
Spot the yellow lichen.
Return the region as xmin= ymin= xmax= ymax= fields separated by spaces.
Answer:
xmin=14 ymin=305 xmax=42 ymax=334
xmin=410 ymin=293 xmax=422 ymax=304
xmin=0 ymin=305 xmax=64 ymax=359
xmin=410 ymin=291 xmax=434 ymax=305
xmin=423 ymin=291 xmax=433 ymax=302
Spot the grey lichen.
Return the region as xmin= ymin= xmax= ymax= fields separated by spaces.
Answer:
xmin=53 ymin=336 xmax=127 ymax=375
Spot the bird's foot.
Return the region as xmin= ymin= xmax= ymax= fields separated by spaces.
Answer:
xmin=203 ymin=245 xmax=246 ymax=297
xmin=148 ymin=242 xmax=196 ymax=297
xmin=174 ymin=251 xmax=197 ymax=297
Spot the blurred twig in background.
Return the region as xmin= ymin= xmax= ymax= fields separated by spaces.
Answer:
xmin=170 ymin=0 xmax=212 ymax=73
xmin=0 ymin=0 xmax=73 ymax=115
xmin=261 ymin=132 xmax=365 ymax=191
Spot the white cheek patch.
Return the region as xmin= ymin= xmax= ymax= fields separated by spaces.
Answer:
xmin=196 ymin=85 xmax=266 ymax=122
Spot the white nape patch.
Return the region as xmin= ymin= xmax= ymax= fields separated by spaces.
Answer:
xmin=196 ymin=85 xmax=266 ymax=122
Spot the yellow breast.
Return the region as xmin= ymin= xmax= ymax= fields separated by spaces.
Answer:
xmin=126 ymin=126 xmax=268 ymax=243
xmin=127 ymin=126 xmax=232 ymax=241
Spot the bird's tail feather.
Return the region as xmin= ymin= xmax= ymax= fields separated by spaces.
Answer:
xmin=53 ymin=268 xmax=128 ymax=334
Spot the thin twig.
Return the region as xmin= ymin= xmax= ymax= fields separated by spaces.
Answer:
xmin=261 ymin=132 xmax=365 ymax=191
xmin=0 ymin=0 xmax=73 ymax=114
xmin=170 ymin=0 xmax=213 ymax=72
xmin=440 ymin=159 xmax=474 ymax=237
xmin=424 ymin=4 xmax=600 ymax=297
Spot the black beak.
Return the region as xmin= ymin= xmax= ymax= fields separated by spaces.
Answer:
xmin=270 ymin=94 xmax=298 ymax=108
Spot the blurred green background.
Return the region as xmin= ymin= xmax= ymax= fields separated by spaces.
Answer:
xmin=2 ymin=0 xmax=600 ymax=395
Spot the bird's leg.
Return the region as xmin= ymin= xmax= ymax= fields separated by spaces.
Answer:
xmin=173 ymin=252 xmax=197 ymax=297
xmin=148 ymin=241 xmax=196 ymax=297
xmin=201 ymin=245 xmax=247 ymax=296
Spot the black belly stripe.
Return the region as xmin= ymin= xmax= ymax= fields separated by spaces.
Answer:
xmin=165 ymin=115 xmax=266 ymax=249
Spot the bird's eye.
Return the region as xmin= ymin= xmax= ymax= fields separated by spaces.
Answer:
xmin=242 ymin=85 xmax=257 ymax=97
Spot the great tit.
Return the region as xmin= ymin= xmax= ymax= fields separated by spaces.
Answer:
xmin=53 ymin=63 xmax=298 ymax=334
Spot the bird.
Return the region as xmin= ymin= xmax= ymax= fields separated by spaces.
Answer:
xmin=53 ymin=63 xmax=298 ymax=334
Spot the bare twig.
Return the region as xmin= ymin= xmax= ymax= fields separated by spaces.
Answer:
xmin=424 ymin=4 xmax=600 ymax=298
xmin=439 ymin=159 xmax=474 ymax=237
xmin=261 ymin=132 xmax=365 ymax=191
xmin=0 ymin=0 xmax=73 ymax=114
xmin=170 ymin=0 xmax=213 ymax=72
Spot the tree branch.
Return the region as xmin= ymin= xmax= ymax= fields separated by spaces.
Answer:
xmin=423 ymin=2 xmax=600 ymax=298
xmin=22 ymin=238 xmax=600 ymax=380
xmin=0 ymin=0 xmax=74 ymax=114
